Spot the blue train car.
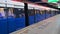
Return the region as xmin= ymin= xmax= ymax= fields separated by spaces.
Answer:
xmin=0 ymin=3 xmax=59 ymax=34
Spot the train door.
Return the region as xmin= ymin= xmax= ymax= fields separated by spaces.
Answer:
xmin=8 ymin=8 xmax=15 ymax=33
xmin=35 ymin=10 xmax=42 ymax=22
xmin=13 ymin=8 xmax=25 ymax=30
xmin=39 ymin=10 xmax=45 ymax=21
xmin=28 ymin=9 xmax=35 ymax=25
xmin=8 ymin=8 xmax=25 ymax=33
xmin=0 ymin=7 xmax=8 ymax=34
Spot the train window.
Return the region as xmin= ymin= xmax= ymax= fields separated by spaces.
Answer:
xmin=13 ymin=8 xmax=24 ymax=18
xmin=50 ymin=10 xmax=56 ymax=16
xmin=8 ymin=8 xmax=14 ymax=17
xmin=40 ymin=11 xmax=43 ymax=14
xmin=0 ymin=8 xmax=5 ymax=18
xmin=39 ymin=10 xmax=41 ymax=14
xmin=45 ymin=10 xmax=51 ymax=14
xmin=39 ymin=10 xmax=40 ymax=14
xmin=35 ymin=10 xmax=41 ymax=14
xmin=49 ymin=10 xmax=51 ymax=14
xmin=28 ymin=10 xmax=30 ymax=16
xmin=28 ymin=9 xmax=35 ymax=16
xmin=34 ymin=10 xmax=37 ymax=14
xmin=18 ymin=9 xmax=25 ymax=17
xmin=42 ymin=10 xmax=45 ymax=14
xmin=57 ymin=11 xmax=60 ymax=14
xmin=54 ymin=11 xmax=57 ymax=15
xmin=35 ymin=10 xmax=36 ymax=14
xmin=36 ymin=10 xmax=40 ymax=14
xmin=55 ymin=11 xmax=59 ymax=15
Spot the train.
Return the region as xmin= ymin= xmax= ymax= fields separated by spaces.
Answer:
xmin=0 ymin=1 xmax=59 ymax=34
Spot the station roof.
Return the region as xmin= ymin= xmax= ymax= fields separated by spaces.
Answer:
xmin=12 ymin=0 xmax=59 ymax=10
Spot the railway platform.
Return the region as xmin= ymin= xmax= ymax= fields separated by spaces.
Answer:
xmin=10 ymin=14 xmax=60 ymax=34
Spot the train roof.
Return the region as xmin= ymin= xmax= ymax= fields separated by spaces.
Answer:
xmin=0 ymin=1 xmax=59 ymax=11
